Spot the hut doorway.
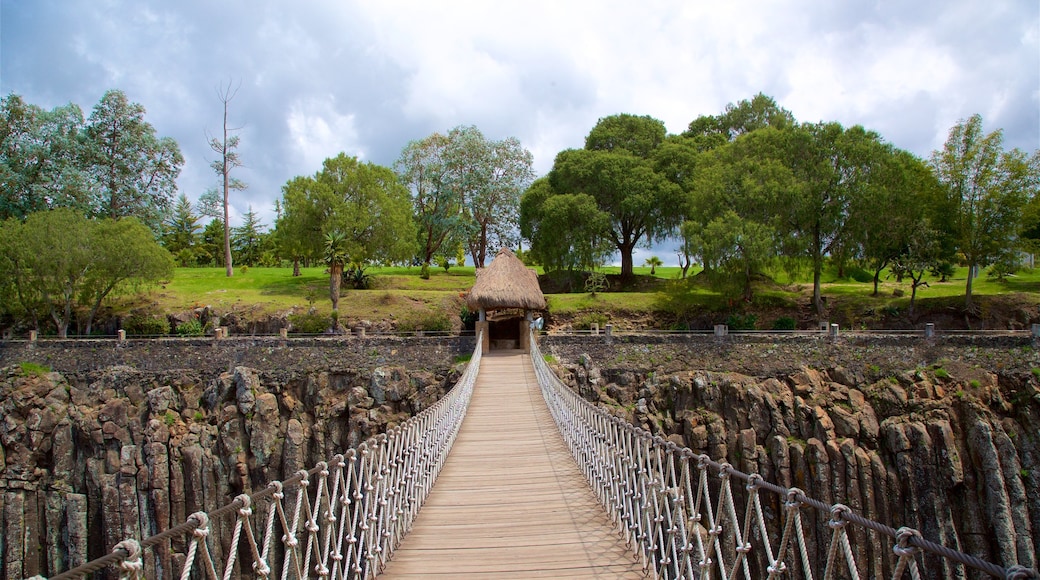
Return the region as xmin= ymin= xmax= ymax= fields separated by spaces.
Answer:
xmin=488 ymin=312 xmax=522 ymax=350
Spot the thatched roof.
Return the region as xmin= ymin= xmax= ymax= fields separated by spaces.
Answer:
xmin=466 ymin=248 xmax=546 ymax=311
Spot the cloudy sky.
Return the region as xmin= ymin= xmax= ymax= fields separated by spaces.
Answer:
xmin=2 ymin=0 xmax=1038 ymax=264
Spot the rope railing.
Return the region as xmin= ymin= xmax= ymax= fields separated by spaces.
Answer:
xmin=528 ymin=332 xmax=1039 ymax=580
xmin=45 ymin=331 xmax=483 ymax=580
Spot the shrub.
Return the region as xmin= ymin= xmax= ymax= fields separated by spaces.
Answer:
xmin=584 ymin=271 xmax=608 ymax=296
xmin=771 ymin=316 xmax=796 ymax=331
xmin=575 ymin=312 xmax=609 ymax=330
xmin=288 ymin=311 xmax=331 ymax=334
xmin=123 ymin=314 xmax=170 ymax=336
xmin=343 ymin=264 xmax=372 ymax=289
xmin=726 ymin=313 xmax=758 ymax=331
xmin=397 ymin=309 xmax=452 ymax=332
xmin=934 ymin=367 xmax=950 ymax=379
xmin=420 ymin=263 xmax=431 ymax=280
xmin=175 ymin=318 xmax=205 ymax=336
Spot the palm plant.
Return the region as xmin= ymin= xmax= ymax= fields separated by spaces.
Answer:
xmin=644 ymin=255 xmax=663 ymax=276
xmin=324 ymin=231 xmax=348 ymax=311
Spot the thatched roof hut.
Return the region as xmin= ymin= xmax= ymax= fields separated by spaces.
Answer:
xmin=466 ymin=248 xmax=546 ymax=312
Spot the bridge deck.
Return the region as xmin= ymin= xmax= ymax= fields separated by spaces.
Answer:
xmin=380 ymin=351 xmax=643 ymax=579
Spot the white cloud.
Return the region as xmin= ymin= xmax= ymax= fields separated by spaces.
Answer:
xmin=286 ymin=96 xmax=365 ymax=173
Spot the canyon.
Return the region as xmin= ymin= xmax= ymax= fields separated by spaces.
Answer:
xmin=0 ymin=333 xmax=1037 ymax=578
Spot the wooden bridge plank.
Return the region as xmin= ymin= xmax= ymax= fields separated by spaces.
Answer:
xmin=379 ymin=351 xmax=642 ymax=579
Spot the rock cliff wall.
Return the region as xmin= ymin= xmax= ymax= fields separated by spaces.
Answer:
xmin=544 ymin=334 xmax=1039 ymax=578
xmin=0 ymin=336 xmax=469 ymax=579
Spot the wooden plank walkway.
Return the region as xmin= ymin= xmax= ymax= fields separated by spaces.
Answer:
xmin=379 ymin=351 xmax=643 ymax=579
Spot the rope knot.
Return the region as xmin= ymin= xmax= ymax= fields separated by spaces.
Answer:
xmin=785 ymin=487 xmax=804 ymax=509
xmin=268 ymin=480 xmax=284 ymax=499
xmin=235 ymin=493 xmax=252 ymax=517
xmin=828 ymin=503 xmax=851 ymax=529
xmin=189 ymin=511 xmax=210 ymax=537
xmin=114 ymin=539 xmax=143 ymax=574
xmin=893 ymin=526 xmax=921 ymax=557
xmin=1005 ymin=565 xmax=1040 ymax=579
xmin=746 ymin=473 xmax=763 ymax=491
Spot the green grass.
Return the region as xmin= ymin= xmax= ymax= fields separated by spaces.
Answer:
xmin=127 ymin=261 xmax=1040 ymax=330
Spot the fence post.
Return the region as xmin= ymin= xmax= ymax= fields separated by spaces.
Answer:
xmin=29 ymin=330 xmax=38 ymax=342
xmin=924 ymin=323 xmax=935 ymax=339
xmin=714 ymin=324 xmax=728 ymax=337
xmin=604 ymin=324 xmax=613 ymax=344
xmin=280 ymin=328 xmax=288 ymax=340
xmin=591 ymin=323 xmax=599 ymax=335
xmin=1032 ymin=324 xmax=1040 ymax=339
xmin=118 ymin=329 xmax=126 ymax=342
xmin=819 ymin=321 xmax=830 ymax=332
xmin=829 ymin=323 xmax=839 ymax=338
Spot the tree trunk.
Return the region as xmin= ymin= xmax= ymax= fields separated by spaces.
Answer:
xmin=965 ymin=261 xmax=976 ymax=311
xmin=619 ymin=240 xmax=636 ymax=280
xmin=329 ymin=263 xmax=343 ymax=311
xmin=292 ymin=259 xmax=301 ymax=277
xmin=813 ymin=262 xmax=824 ymax=316
xmin=872 ymin=269 xmax=881 ymax=297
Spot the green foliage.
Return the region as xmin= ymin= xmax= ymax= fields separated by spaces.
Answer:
xmin=934 ymin=367 xmax=950 ymax=379
xmin=0 ymin=209 xmax=173 ymax=336
xmin=931 ymin=114 xmax=1038 ymax=309
xmin=175 ymin=318 xmax=205 ymax=336
xmin=164 ymin=410 xmax=178 ymax=426
xmin=575 ymin=311 xmax=609 ymax=330
xmin=584 ymin=271 xmax=608 ymax=296
xmin=771 ymin=316 xmax=797 ymax=330
xmin=123 ymin=314 xmax=170 ymax=336
xmin=420 ymin=262 xmax=431 ymax=280
xmin=396 ymin=309 xmax=452 ymax=333
xmin=19 ymin=362 xmax=51 ymax=377
xmin=343 ymin=264 xmax=372 ymax=289
xmin=521 ymin=182 xmax=613 ymax=273
xmin=287 ymin=311 xmax=332 ymax=334
xmin=969 ymin=379 xmax=981 ymax=389
xmin=725 ymin=313 xmax=758 ymax=330
xmin=1032 ymin=368 xmax=1040 ymax=379
xmin=437 ymin=255 xmax=452 ymax=272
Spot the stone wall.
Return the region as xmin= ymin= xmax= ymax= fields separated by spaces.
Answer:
xmin=543 ymin=333 xmax=1040 ymax=577
xmin=0 ymin=335 xmax=475 ymax=578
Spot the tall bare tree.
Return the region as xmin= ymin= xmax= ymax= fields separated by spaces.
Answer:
xmin=208 ymin=80 xmax=246 ymax=277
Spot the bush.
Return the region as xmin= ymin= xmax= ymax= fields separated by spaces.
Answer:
xmin=396 ymin=309 xmax=452 ymax=333
xmin=846 ymin=266 xmax=874 ymax=283
xmin=175 ymin=318 xmax=205 ymax=336
xmin=343 ymin=265 xmax=372 ymax=289
xmin=419 ymin=263 xmax=431 ymax=280
xmin=123 ymin=314 xmax=170 ymax=336
xmin=771 ymin=316 xmax=796 ymax=331
xmin=575 ymin=311 xmax=609 ymax=330
xmin=725 ymin=313 xmax=758 ymax=330
xmin=584 ymin=271 xmax=608 ymax=296
xmin=288 ymin=311 xmax=331 ymax=334
xmin=19 ymin=362 xmax=50 ymax=377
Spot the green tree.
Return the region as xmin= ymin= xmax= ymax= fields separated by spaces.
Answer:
xmin=0 ymin=95 xmax=91 ymax=220
xmin=208 ymin=81 xmax=246 ymax=277
xmin=232 ymin=206 xmax=266 ymax=266
xmin=442 ymin=127 xmax=534 ymax=267
xmin=930 ymin=114 xmax=1040 ymax=310
xmin=83 ymin=90 xmax=183 ymax=233
xmin=781 ymin=122 xmax=888 ymax=315
xmin=395 ymin=132 xmax=467 ymax=266
xmin=547 ymin=114 xmax=683 ymax=279
xmin=520 ymin=178 xmax=613 ymax=273
xmin=0 ymin=209 xmax=171 ymax=337
xmin=700 ymin=210 xmax=775 ymax=302
xmin=198 ymin=219 xmax=225 ymax=267
xmin=643 ymin=256 xmax=663 ymax=276
xmin=889 ymin=221 xmax=943 ymax=318
xmin=324 ymin=230 xmax=348 ymax=312
xmin=849 ymin=149 xmax=942 ymax=295
xmin=80 ymin=217 xmax=174 ymax=334
xmin=162 ymin=193 xmax=204 ymax=265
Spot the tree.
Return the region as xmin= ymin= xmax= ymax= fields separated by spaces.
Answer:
xmin=889 ymin=222 xmax=943 ymax=318
xmin=520 ymin=178 xmax=613 ymax=274
xmin=701 ymin=210 xmax=775 ymax=302
xmin=162 ymin=193 xmax=204 ymax=266
xmin=232 ymin=206 xmax=265 ymax=266
xmin=849 ymin=149 xmax=942 ymax=296
xmin=80 ymin=217 xmax=174 ymax=334
xmin=208 ymin=81 xmax=247 ymax=277
xmin=324 ymin=231 xmax=348 ymax=312
xmin=0 ymin=209 xmax=171 ymax=337
xmin=547 ymin=114 xmax=683 ymax=279
xmin=199 ymin=219 xmax=226 ymax=267
xmin=930 ymin=114 xmax=1039 ymax=310
xmin=0 ymin=94 xmax=91 ymax=220
xmin=395 ymin=132 xmax=466 ymax=266
xmin=781 ymin=122 xmax=888 ymax=315
xmin=442 ymin=127 xmax=534 ymax=267
xmin=684 ymin=93 xmax=795 ymax=141
xmin=83 ymin=90 xmax=183 ymax=233
xmin=643 ymin=256 xmax=663 ymax=276
xmin=275 ymin=154 xmax=415 ymax=292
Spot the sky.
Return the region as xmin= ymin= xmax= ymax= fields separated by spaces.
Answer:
xmin=2 ymin=0 xmax=1039 ymax=266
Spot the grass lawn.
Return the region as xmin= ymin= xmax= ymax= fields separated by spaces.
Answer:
xmin=135 ymin=261 xmax=1039 ymax=330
